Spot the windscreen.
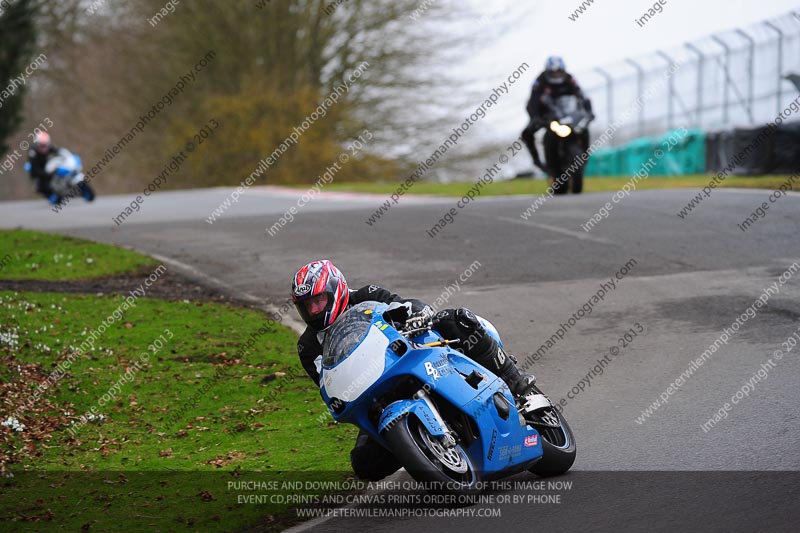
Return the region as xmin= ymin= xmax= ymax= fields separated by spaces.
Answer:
xmin=553 ymin=95 xmax=579 ymax=114
xmin=322 ymin=301 xmax=381 ymax=367
xmin=44 ymin=149 xmax=76 ymax=174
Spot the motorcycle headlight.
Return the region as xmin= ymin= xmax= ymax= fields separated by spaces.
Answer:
xmin=550 ymin=121 xmax=572 ymax=138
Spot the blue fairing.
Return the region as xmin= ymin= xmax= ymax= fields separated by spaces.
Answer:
xmin=319 ymin=301 xmax=543 ymax=476
xmin=378 ymin=399 xmax=446 ymax=436
xmin=478 ymin=316 xmax=503 ymax=349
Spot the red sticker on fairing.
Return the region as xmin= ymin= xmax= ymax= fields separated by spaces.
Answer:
xmin=524 ymin=434 xmax=538 ymax=447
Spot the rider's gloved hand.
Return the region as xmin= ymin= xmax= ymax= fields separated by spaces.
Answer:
xmin=384 ymin=301 xmax=413 ymax=323
xmin=405 ymin=305 xmax=434 ymax=331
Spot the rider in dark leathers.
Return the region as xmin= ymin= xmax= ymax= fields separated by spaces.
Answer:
xmin=521 ymin=56 xmax=592 ymax=176
xmin=26 ymin=131 xmax=60 ymax=203
xmin=292 ymin=260 xmax=537 ymax=481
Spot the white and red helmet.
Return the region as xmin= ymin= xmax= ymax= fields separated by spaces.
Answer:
xmin=292 ymin=260 xmax=349 ymax=330
xmin=33 ymin=131 xmax=52 ymax=154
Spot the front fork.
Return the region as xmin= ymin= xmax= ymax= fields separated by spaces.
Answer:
xmin=414 ymin=387 xmax=458 ymax=449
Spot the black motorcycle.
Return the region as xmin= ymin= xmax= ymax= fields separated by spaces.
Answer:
xmin=541 ymin=94 xmax=593 ymax=195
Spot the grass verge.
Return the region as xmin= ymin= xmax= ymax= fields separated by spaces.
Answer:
xmin=0 ymin=229 xmax=157 ymax=281
xmin=0 ymin=290 xmax=356 ymax=530
xmin=0 ymin=230 xmax=356 ymax=531
xmin=314 ymin=175 xmax=796 ymax=197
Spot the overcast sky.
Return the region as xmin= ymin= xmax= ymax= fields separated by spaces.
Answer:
xmin=454 ymin=0 xmax=800 ymax=143
xmin=478 ymin=0 xmax=800 ymax=74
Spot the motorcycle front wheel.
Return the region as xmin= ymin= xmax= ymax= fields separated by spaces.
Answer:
xmin=567 ymin=141 xmax=585 ymax=194
xmin=78 ymin=182 xmax=96 ymax=202
xmin=384 ymin=414 xmax=481 ymax=493
xmin=528 ymin=400 xmax=576 ymax=477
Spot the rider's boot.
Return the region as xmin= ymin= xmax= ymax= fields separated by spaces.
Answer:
xmin=495 ymin=350 xmax=537 ymax=399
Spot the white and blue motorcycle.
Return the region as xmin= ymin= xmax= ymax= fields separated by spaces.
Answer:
xmin=27 ymin=148 xmax=95 ymax=204
xmin=319 ymin=301 xmax=576 ymax=492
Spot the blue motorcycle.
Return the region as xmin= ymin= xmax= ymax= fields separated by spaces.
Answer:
xmin=26 ymin=148 xmax=95 ymax=205
xmin=318 ymin=301 xmax=575 ymax=491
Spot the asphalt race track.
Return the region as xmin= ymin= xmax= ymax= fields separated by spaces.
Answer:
xmin=2 ymin=186 xmax=799 ymax=531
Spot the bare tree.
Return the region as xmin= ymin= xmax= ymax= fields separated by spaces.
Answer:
xmin=5 ymin=0 xmax=485 ymax=198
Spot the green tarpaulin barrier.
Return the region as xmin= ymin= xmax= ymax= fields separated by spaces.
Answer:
xmin=585 ymin=129 xmax=706 ymax=176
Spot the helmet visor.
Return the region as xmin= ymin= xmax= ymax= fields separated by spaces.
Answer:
xmin=303 ymin=293 xmax=329 ymax=319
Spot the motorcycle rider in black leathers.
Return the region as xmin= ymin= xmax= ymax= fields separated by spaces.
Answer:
xmin=26 ymin=131 xmax=61 ymax=203
xmin=292 ymin=260 xmax=538 ymax=481
xmin=521 ymin=56 xmax=592 ymax=177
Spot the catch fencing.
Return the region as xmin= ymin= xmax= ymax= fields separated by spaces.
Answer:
xmin=580 ymin=11 xmax=800 ymax=147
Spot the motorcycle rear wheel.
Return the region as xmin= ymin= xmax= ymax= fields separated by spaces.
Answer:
xmin=384 ymin=414 xmax=481 ymax=493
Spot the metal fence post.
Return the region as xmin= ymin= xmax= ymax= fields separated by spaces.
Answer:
xmin=625 ymin=58 xmax=645 ymax=137
xmin=764 ymin=21 xmax=784 ymax=116
xmin=735 ymin=29 xmax=755 ymax=123
xmin=711 ymin=35 xmax=731 ymax=125
xmin=685 ymin=43 xmax=705 ymax=127
xmin=656 ymin=51 xmax=675 ymax=129
xmin=594 ymin=67 xmax=614 ymax=131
